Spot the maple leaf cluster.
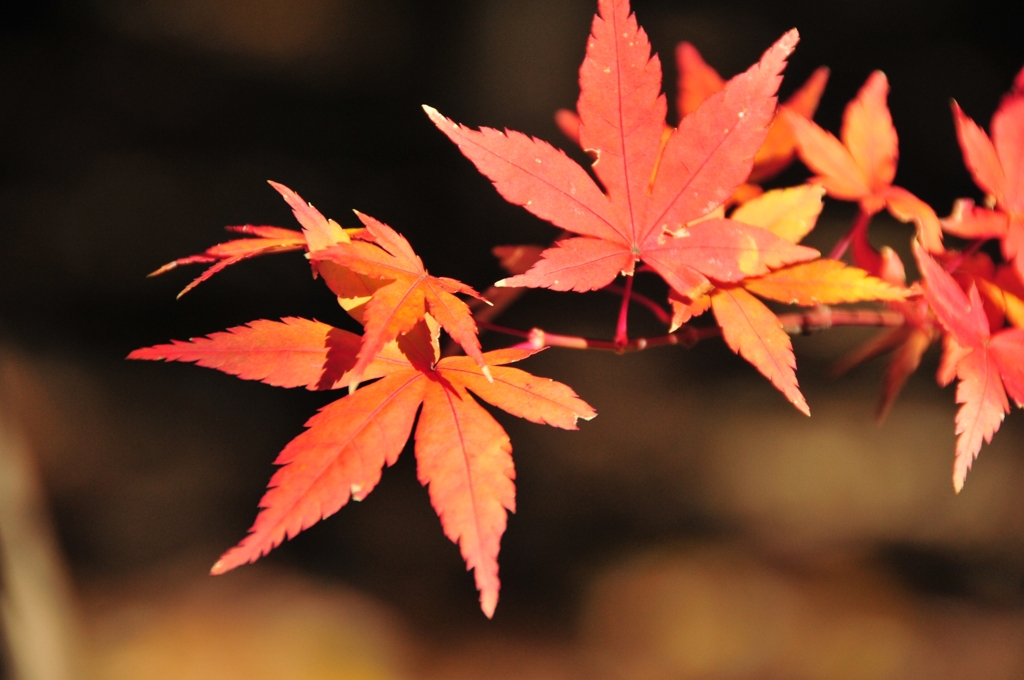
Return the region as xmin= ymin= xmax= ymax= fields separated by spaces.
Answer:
xmin=132 ymin=183 xmax=596 ymax=618
xmin=130 ymin=0 xmax=1024 ymax=615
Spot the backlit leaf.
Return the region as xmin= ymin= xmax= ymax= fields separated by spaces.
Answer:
xmin=428 ymin=1 xmax=812 ymax=303
xmin=744 ymin=259 xmax=907 ymax=306
xmin=313 ymin=212 xmax=489 ymax=388
xmin=711 ymin=285 xmax=809 ymax=415
xmin=730 ymin=184 xmax=825 ymax=243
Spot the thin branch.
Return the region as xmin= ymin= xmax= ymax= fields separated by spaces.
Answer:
xmin=478 ymin=322 xmax=532 ymax=340
xmin=482 ymin=307 xmax=906 ymax=354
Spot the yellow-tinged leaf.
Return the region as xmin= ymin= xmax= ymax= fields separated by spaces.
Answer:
xmin=312 ymin=212 xmax=489 ymax=389
xmin=743 ymin=259 xmax=908 ymax=306
xmin=711 ymin=286 xmax=809 ymax=415
xmin=976 ymin=277 xmax=1024 ymax=328
xmin=724 ymin=182 xmax=764 ymax=208
xmin=668 ymin=290 xmax=711 ymax=332
xmin=269 ymin=181 xmax=350 ymax=250
xmin=730 ymin=184 xmax=826 ymax=243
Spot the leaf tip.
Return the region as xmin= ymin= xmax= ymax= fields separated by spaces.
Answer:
xmin=148 ymin=262 xmax=176 ymax=277
xmin=794 ymin=396 xmax=811 ymax=417
xmin=480 ymin=590 xmax=498 ymax=619
xmin=781 ymin=27 xmax=800 ymax=49
xmin=422 ymin=104 xmax=443 ymax=123
xmin=266 ymin=179 xmax=293 ymax=200
xmin=482 ymin=364 xmax=494 ymax=383
xmin=125 ymin=347 xmax=150 ymax=361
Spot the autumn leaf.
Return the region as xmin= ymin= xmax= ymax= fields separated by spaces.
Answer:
xmin=147 ymin=181 xmax=373 ymax=303
xmin=977 ymin=275 xmax=1024 ymax=329
xmin=788 ymin=71 xmax=942 ymax=252
xmin=311 ymin=211 xmax=491 ymax=389
xmin=675 ymin=42 xmax=725 ymax=119
xmin=266 ymin=181 xmax=384 ymax=321
xmin=676 ymin=41 xmax=830 ymax=183
xmin=461 ymin=245 xmax=547 ymax=332
xmin=730 ymin=185 xmax=896 ymax=302
xmin=828 ymin=240 xmax=942 ymax=422
xmin=943 ymin=68 xmax=1024 ymax=279
xmin=744 ymin=259 xmax=907 ymax=306
xmin=737 ymin=186 xmax=921 ymax=419
xmin=127 ymin=317 xmax=412 ymax=391
xmin=703 ymin=179 xmax=907 ymax=413
xmin=132 ymin=322 xmax=595 ymax=617
xmin=914 ymin=242 xmax=1024 ymax=492
xmin=426 ymin=0 xmax=817 ymax=304
xmin=730 ymin=184 xmax=826 ymax=243
xmin=711 ymin=285 xmax=809 ymax=415
xmin=668 ymin=290 xmax=711 ymax=332
xmin=711 ymin=183 xmax=905 ymax=410
xmin=149 ymin=224 xmax=306 ymax=298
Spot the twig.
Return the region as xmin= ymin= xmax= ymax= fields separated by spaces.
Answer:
xmin=482 ymin=307 xmax=906 ymax=353
xmin=829 ymin=208 xmax=872 ymax=261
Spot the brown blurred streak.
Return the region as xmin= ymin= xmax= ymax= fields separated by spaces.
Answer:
xmin=0 ymin=350 xmax=82 ymax=680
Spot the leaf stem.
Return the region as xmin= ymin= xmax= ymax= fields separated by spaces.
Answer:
xmin=603 ymin=283 xmax=672 ymax=325
xmin=481 ymin=307 xmax=906 ymax=354
xmin=614 ymin=274 xmax=634 ymax=348
xmin=829 ymin=208 xmax=872 ymax=261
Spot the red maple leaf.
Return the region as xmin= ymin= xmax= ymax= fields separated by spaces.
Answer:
xmin=913 ymin=242 xmax=1024 ymax=492
xmin=131 ymin=321 xmax=596 ymax=617
xmin=425 ymin=0 xmax=817 ymax=302
xmin=787 ymin=71 xmax=943 ymax=253
xmin=555 ymin=40 xmax=828 ymax=187
xmin=943 ymin=66 xmax=1024 ymax=279
xmin=674 ymin=41 xmax=830 ymax=183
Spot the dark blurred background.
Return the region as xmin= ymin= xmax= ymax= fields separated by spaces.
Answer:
xmin=2 ymin=1 xmax=1024 ymax=678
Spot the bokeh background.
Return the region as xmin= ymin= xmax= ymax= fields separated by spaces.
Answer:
xmin=2 ymin=0 xmax=1024 ymax=678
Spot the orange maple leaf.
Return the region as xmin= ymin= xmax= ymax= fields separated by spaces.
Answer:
xmin=675 ymin=41 xmax=830 ymax=184
xmin=311 ymin=211 xmax=491 ymax=389
xmin=132 ymin=323 xmax=596 ymax=618
xmin=148 ymin=224 xmax=307 ymax=298
xmin=787 ymin=71 xmax=942 ymax=253
xmin=672 ymin=185 xmax=906 ymax=414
